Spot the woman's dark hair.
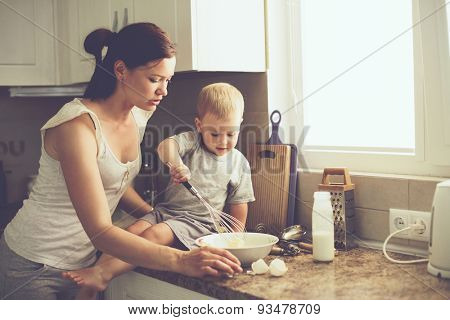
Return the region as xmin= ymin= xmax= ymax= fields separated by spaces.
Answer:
xmin=83 ymin=22 xmax=176 ymax=100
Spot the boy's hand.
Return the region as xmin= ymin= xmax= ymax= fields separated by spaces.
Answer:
xmin=169 ymin=163 xmax=191 ymax=184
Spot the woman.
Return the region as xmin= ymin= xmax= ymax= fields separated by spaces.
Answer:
xmin=0 ymin=22 xmax=242 ymax=300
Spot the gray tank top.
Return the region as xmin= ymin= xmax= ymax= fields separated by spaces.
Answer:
xmin=4 ymin=98 xmax=153 ymax=269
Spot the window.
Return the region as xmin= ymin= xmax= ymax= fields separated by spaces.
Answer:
xmin=292 ymin=0 xmax=450 ymax=176
xmin=301 ymin=0 xmax=414 ymax=151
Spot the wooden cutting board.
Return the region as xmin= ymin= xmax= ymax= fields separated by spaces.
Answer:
xmin=246 ymin=143 xmax=292 ymax=235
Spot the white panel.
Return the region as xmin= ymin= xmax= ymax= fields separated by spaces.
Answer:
xmin=0 ymin=0 xmax=55 ymax=85
xmin=195 ymin=0 xmax=265 ymax=71
xmin=106 ymin=271 xmax=214 ymax=300
xmin=266 ymin=0 xmax=302 ymax=145
xmin=112 ymin=0 xmax=134 ymax=30
xmin=133 ymin=0 xmax=177 ymax=43
xmin=133 ymin=0 xmax=194 ymax=72
xmin=75 ymin=0 xmax=113 ymax=82
xmin=0 ymin=0 xmax=35 ymax=64
xmin=420 ymin=0 xmax=450 ymax=165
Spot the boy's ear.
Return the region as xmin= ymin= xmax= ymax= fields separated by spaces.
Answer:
xmin=194 ymin=117 xmax=202 ymax=132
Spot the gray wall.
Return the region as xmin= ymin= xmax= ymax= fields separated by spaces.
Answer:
xmin=0 ymin=88 xmax=71 ymax=203
xmin=296 ymin=171 xmax=444 ymax=250
xmin=0 ymin=72 xmax=269 ymax=204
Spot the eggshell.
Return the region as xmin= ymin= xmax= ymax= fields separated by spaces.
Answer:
xmin=251 ymin=258 xmax=269 ymax=274
xmin=269 ymin=258 xmax=288 ymax=277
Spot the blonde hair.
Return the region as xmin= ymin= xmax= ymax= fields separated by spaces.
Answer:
xmin=197 ymin=83 xmax=244 ymax=119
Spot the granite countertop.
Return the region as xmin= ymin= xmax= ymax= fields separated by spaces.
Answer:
xmin=136 ymin=247 xmax=450 ymax=299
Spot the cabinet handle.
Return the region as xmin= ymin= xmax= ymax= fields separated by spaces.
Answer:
xmin=122 ymin=8 xmax=128 ymax=28
xmin=112 ymin=10 xmax=119 ymax=32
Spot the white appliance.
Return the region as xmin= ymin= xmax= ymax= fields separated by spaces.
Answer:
xmin=427 ymin=180 xmax=450 ymax=278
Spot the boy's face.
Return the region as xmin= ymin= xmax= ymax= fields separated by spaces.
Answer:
xmin=195 ymin=111 xmax=243 ymax=156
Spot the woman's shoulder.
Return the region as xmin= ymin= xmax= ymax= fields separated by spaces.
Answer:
xmin=52 ymin=112 xmax=95 ymax=134
xmin=41 ymin=98 xmax=96 ymax=131
xmin=45 ymin=111 xmax=97 ymax=145
xmin=42 ymin=99 xmax=98 ymax=158
xmin=58 ymin=98 xmax=91 ymax=114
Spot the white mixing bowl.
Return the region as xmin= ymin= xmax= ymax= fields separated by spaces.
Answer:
xmin=195 ymin=232 xmax=279 ymax=266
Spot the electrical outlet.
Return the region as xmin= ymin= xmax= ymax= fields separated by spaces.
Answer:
xmin=389 ymin=209 xmax=431 ymax=242
xmin=389 ymin=209 xmax=410 ymax=239
xmin=408 ymin=210 xmax=431 ymax=242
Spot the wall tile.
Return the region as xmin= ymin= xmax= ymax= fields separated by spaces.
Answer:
xmin=0 ymin=73 xmax=269 ymax=205
xmin=240 ymin=112 xmax=269 ymax=155
xmin=298 ymin=200 xmax=410 ymax=245
xmin=351 ymin=175 xmax=408 ymax=211
xmin=296 ymin=199 xmax=313 ymax=230
xmin=298 ymin=171 xmax=323 ymax=203
xmin=296 ymin=171 xmax=442 ymax=250
xmin=161 ymin=72 xmax=268 ymax=116
xmin=0 ymin=89 xmax=71 ymax=202
xmin=408 ymin=179 xmax=439 ymax=211
xmin=354 ymin=208 xmax=389 ymax=242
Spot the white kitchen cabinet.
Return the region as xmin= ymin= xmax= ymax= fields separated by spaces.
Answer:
xmin=1 ymin=0 xmax=265 ymax=86
xmin=0 ymin=0 xmax=56 ymax=85
xmin=56 ymin=0 xmax=134 ymax=84
xmin=134 ymin=0 xmax=266 ymax=72
xmin=105 ymin=271 xmax=214 ymax=300
xmin=58 ymin=0 xmax=265 ymax=84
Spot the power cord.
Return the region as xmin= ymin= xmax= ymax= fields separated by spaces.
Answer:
xmin=382 ymin=223 xmax=429 ymax=264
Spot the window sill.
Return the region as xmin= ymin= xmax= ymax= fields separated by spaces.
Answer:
xmin=300 ymin=149 xmax=450 ymax=178
xmin=299 ymin=168 xmax=448 ymax=182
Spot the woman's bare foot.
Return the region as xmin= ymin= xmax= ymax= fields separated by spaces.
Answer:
xmin=62 ymin=266 xmax=110 ymax=292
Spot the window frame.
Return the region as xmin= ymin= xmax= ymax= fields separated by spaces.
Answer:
xmin=291 ymin=0 xmax=450 ymax=177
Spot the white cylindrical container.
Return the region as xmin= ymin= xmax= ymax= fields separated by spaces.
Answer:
xmin=312 ymin=191 xmax=334 ymax=262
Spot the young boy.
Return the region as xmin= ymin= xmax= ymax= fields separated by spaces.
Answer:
xmin=63 ymin=83 xmax=255 ymax=298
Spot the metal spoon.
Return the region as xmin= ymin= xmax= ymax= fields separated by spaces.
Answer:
xmin=276 ymin=225 xmax=312 ymax=255
xmin=280 ymin=225 xmax=305 ymax=241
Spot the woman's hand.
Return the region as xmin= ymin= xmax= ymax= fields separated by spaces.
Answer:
xmin=169 ymin=163 xmax=191 ymax=184
xmin=177 ymin=246 xmax=243 ymax=278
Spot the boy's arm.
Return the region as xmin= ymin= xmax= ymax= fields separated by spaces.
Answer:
xmin=229 ymin=203 xmax=248 ymax=232
xmin=157 ymin=138 xmax=183 ymax=166
xmin=157 ymin=138 xmax=191 ymax=183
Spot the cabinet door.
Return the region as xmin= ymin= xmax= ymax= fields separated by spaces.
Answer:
xmin=133 ymin=0 xmax=194 ymax=72
xmin=0 ymin=0 xmax=56 ymax=85
xmin=133 ymin=0 xmax=265 ymax=72
xmin=105 ymin=271 xmax=214 ymax=300
xmin=57 ymin=0 xmax=134 ymax=84
xmin=57 ymin=0 xmax=265 ymax=83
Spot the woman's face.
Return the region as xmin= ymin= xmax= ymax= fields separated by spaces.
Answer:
xmin=120 ymin=57 xmax=176 ymax=112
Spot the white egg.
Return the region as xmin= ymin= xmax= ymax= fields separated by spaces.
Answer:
xmin=251 ymin=258 xmax=269 ymax=274
xmin=269 ymin=258 xmax=288 ymax=277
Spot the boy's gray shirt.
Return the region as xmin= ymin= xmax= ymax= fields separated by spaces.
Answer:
xmin=155 ymin=131 xmax=255 ymax=225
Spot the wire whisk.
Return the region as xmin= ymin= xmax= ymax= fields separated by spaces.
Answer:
xmin=166 ymin=162 xmax=246 ymax=235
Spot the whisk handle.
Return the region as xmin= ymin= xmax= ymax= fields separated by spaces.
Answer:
xmin=182 ymin=181 xmax=193 ymax=190
xmin=181 ymin=181 xmax=200 ymax=197
xmin=165 ymin=162 xmax=200 ymax=198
